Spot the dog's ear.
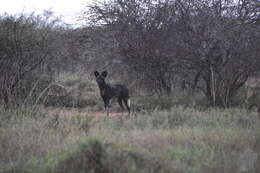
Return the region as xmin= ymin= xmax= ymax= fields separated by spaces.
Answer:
xmin=101 ymin=71 xmax=108 ymax=78
xmin=94 ymin=71 xmax=100 ymax=77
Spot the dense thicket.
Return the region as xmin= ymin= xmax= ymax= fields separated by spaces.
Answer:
xmin=85 ymin=0 xmax=260 ymax=107
xmin=0 ymin=0 xmax=259 ymax=108
xmin=0 ymin=12 xmax=67 ymax=106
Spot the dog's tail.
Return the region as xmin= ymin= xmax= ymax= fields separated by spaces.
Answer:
xmin=127 ymin=98 xmax=131 ymax=109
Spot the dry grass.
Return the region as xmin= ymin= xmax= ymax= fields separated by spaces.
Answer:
xmin=0 ymin=106 xmax=259 ymax=173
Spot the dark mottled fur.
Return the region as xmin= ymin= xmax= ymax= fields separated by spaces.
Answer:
xmin=94 ymin=71 xmax=130 ymax=116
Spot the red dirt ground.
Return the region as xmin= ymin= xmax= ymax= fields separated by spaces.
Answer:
xmin=90 ymin=111 xmax=124 ymax=117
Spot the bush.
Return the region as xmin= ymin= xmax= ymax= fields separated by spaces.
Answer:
xmin=43 ymin=95 xmax=97 ymax=108
xmin=134 ymin=95 xmax=175 ymax=112
xmin=52 ymin=138 xmax=171 ymax=173
xmin=133 ymin=91 xmax=206 ymax=113
xmin=0 ymin=13 xmax=62 ymax=107
xmin=53 ymin=138 xmax=108 ymax=173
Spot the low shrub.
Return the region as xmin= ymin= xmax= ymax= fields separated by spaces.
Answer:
xmin=43 ymin=95 xmax=97 ymax=108
xmin=52 ymin=138 xmax=171 ymax=173
xmin=133 ymin=91 xmax=206 ymax=113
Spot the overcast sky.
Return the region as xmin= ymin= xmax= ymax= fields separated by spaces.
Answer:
xmin=0 ymin=0 xmax=94 ymax=26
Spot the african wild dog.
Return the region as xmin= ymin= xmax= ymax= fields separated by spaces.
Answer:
xmin=94 ymin=71 xmax=130 ymax=116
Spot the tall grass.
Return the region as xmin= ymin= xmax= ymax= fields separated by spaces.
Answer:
xmin=0 ymin=105 xmax=259 ymax=173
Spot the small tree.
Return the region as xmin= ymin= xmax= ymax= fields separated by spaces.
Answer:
xmin=174 ymin=0 xmax=260 ymax=107
xmin=0 ymin=12 xmax=63 ymax=106
xmin=86 ymin=0 xmax=180 ymax=95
